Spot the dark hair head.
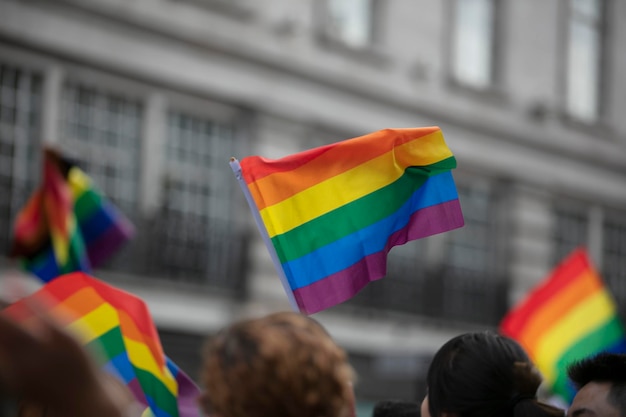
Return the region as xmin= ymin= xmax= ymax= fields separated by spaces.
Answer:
xmin=567 ymin=352 xmax=626 ymax=414
xmin=372 ymin=400 xmax=420 ymax=417
xmin=426 ymin=331 xmax=563 ymax=417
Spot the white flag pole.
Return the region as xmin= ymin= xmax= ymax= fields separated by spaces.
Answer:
xmin=229 ymin=157 xmax=299 ymax=312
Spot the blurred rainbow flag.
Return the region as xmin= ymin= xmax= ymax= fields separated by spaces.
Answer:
xmin=10 ymin=148 xmax=134 ymax=282
xmin=3 ymin=272 xmax=201 ymax=417
xmin=231 ymin=127 xmax=464 ymax=314
xmin=500 ymin=248 xmax=626 ymax=401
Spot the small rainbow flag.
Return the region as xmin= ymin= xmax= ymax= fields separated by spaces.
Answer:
xmin=10 ymin=148 xmax=134 ymax=282
xmin=500 ymin=248 xmax=626 ymax=401
xmin=3 ymin=272 xmax=201 ymax=417
xmin=231 ymin=127 xmax=464 ymax=314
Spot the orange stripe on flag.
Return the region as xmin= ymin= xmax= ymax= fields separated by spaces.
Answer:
xmin=517 ymin=269 xmax=603 ymax=350
xmin=245 ymin=127 xmax=444 ymax=210
xmin=118 ymin=309 xmax=165 ymax=370
xmin=52 ymin=287 xmax=105 ymax=319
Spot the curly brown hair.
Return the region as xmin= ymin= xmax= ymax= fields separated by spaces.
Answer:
xmin=199 ymin=312 xmax=355 ymax=417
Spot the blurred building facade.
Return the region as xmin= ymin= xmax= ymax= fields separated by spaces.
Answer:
xmin=1 ymin=0 xmax=625 ymax=407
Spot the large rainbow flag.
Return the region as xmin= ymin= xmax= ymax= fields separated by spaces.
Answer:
xmin=232 ymin=127 xmax=464 ymax=314
xmin=500 ymin=248 xmax=626 ymax=401
xmin=10 ymin=148 xmax=134 ymax=282
xmin=3 ymin=272 xmax=201 ymax=417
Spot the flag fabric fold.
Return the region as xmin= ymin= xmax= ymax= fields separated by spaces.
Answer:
xmin=3 ymin=272 xmax=202 ymax=417
xmin=10 ymin=148 xmax=135 ymax=282
xmin=500 ymin=248 xmax=626 ymax=401
xmin=234 ymin=127 xmax=464 ymax=314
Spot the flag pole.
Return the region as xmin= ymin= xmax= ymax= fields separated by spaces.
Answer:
xmin=229 ymin=157 xmax=299 ymax=312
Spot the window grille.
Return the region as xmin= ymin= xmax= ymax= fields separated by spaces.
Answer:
xmin=439 ymin=183 xmax=506 ymax=324
xmin=148 ymin=111 xmax=247 ymax=292
xmin=61 ymin=83 xmax=142 ymax=216
xmin=60 ymin=82 xmax=143 ymax=271
xmin=553 ymin=203 xmax=589 ymax=264
xmin=603 ymin=212 xmax=626 ymax=314
xmin=0 ymin=63 xmax=42 ymax=257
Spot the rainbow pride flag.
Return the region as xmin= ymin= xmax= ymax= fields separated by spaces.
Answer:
xmin=500 ymin=248 xmax=626 ymax=401
xmin=11 ymin=148 xmax=134 ymax=282
xmin=232 ymin=127 xmax=464 ymax=314
xmin=3 ymin=272 xmax=201 ymax=417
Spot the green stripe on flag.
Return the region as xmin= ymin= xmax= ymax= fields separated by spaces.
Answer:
xmin=135 ymin=367 xmax=179 ymax=417
xmin=86 ymin=327 xmax=127 ymax=365
xmin=74 ymin=188 xmax=103 ymax=221
xmin=551 ymin=317 xmax=625 ymax=398
xmin=272 ymin=157 xmax=456 ymax=263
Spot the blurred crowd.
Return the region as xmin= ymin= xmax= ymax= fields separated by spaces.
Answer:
xmin=1 ymin=304 xmax=626 ymax=417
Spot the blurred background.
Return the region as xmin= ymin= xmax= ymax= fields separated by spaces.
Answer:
xmin=0 ymin=0 xmax=625 ymax=415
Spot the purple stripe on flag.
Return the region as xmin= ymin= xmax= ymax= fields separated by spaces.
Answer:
xmin=86 ymin=218 xmax=135 ymax=267
xmin=176 ymin=370 xmax=202 ymax=417
xmin=128 ymin=378 xmax=149 ymax=407
xmin=293 ymin=199 xmax=464 ymax=314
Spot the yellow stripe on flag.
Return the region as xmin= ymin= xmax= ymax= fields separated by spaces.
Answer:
xmin=249 ymin=129 xmax=449 ymax=210
xmin=125 ymin=337 xmax=178 ymax=395
xmin=533 ymin=289 xmax=615 ymax=384
xmin=259 ymin=136 xmax=453 ymax=237
xmin=68 ymin=167 xmax=92 ymax=199
xmin=67 ymin=302 xmax=119 ymax=344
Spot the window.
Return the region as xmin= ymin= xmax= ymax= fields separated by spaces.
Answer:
xmin=440 ymin=183 xmax=506 ymax=324
xmin=552 ymin=203 xmax=589 ymax=263
xmin=148 ymin=111 xmax=246 ymax=291
xmin=446 ymin=185 xmax=492 ymax=275
xmin=565 ymin=0 xmax=605 ymax=122
xmin=603 ymin=213 xmax=626 ymax=315
xmin=60 ymin=82 xmax=143 ymax=271
xmin=451 ymin=0 xmax=497 ymax=88
xmin=323 ymin=0 xmax=376 ymax=48
xmin=0 ymin=63 xmax=42 ymax=257
xmin=61 ymin=83 xmax=142 ymax=216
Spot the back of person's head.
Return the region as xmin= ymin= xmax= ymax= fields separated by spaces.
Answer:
xmin=199 ymin=312 xmax=355 ymax=417
xmin=372 ymin=399 xmax=420 ymax=417
xmin=425 ymin=331 xmax=563 ymax=417
xmin=567 ymin=352 xmax=626 ymax=414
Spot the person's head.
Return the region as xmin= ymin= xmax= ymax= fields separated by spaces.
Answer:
xmin=372 ymin=399 xmax=420 ymax=417
xmin=567 ymin=352 xmax=626 ymax=417
xmin=422 ymin=331 xmax=564 ymax=417
xmin=199 ymin=312 xmax=355 ymax=417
